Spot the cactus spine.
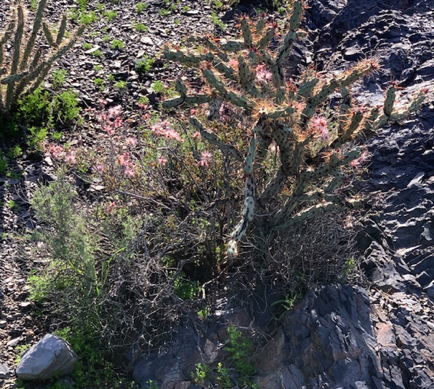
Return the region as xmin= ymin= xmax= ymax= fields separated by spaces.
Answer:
xmin=0 ymin=0 xmax=85 ymax=113
xmin=162 ymin=0 xmax=427 ymax=257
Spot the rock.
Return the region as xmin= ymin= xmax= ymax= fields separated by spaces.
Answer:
xmin=424 ymin=280 xmax=434 ymax=298
xmin=7 ymin=337 xmax=21 ymax=347
xmin=16 ymin=334 xmax=77 ymax=381
xmin=280 ymin=285 xmax=381 ymax=388
xmin=140 ymin=36 xmax=154 ymax=46
xmin=0 ymin=362 xmax=11 ymax=379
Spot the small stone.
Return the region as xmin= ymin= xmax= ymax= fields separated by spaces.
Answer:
xmin=84 ymin=46 xmax=101 ymax=55
xmin=186 ymin=10 xmax=200 ymax=15
xmin=7 ymin=337 xmax=21 ymax=347
xmin=140 ymin=36 xmax=153 ymax=45
xmin=0 ymin=362 xmax=11 ymax=379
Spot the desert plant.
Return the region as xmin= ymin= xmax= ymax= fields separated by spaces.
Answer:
xmin=163 ymin=0 xmax=426 ymax=257
xmin=0 ymin=0 xmax=85 ymax=115
xmin=111 ymin=39 xmax=125 ymax=50
xmin=135 ymin=56 xmax=154 ymax=73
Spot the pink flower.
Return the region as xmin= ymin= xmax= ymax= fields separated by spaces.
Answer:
xmin=228 ymin=58 xmax=239 ymax=69
xmin=350 ymin=151 xmax=369 ymax=167
xmin=93 ymin=164 xmax=105 ymax=173
xmin=46 ymin=144 xmax=63 ymax=159
xmin=165 ymin=128 xmax=182 ymax=142
xmin=312 ymin=116 xmax=330 ymax=141
xmin=108 ymin=105 xmax=122 ymax=119
xmin=113 ymin=116 xmax=123 ymax=128
xmin=256 ymin=64 xmax=272 ymax=83
xmin=98 ymin=98 xmax=108 ymax=107
xmin=103 ymin=124 xmax=114 ymax=135
xmin=106 ymin=201 xmax=116 ymax=214
xmin=118 ymin=152 xmax=130 ymax=166
xmin=198 ymin=151 xmax=213 ymax=167
xmin=64 ymin=151 xmax=76 ymax=165
xmin=190 ymin=108 xmax=198 ymax=115
xmin=138 ymin=103 xmax=148 ymax=110
xmin=192 ymin=131 xmax=201 ymax=138
xmin=151 ymin=121 xmax=183 ymax=142
xmin=96 ymin=112 xmax=108 ymax=123
xmin=125 ymin=137 xmax=137 ymax=147
xmin=124 ymin=166 xmax=135 ymax=177
xmin=158 ymin=156 xmax=168 ymax=165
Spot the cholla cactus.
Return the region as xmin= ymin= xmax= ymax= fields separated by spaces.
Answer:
xmin=163 ymin=1 xmax=426 ymax=257
xmin=0 ymin=0 xmax=85 ymax=113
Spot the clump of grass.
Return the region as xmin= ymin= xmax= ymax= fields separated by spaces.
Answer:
xmin=103 ymin=10 xmax=118 ymax=22
xmin=136 ymin=2 xmax=148 ymax=13
xmin=111 ymin=39 xmax=125 ymax=49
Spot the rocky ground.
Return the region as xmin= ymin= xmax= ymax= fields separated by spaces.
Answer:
xmin=0 ymin=0 xmax=434 ymax=388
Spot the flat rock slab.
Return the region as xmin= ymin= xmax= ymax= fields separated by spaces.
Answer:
xmin=16 ymin=334 xmax=77 ymax=381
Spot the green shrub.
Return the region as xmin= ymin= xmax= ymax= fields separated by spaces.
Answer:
xmin=51 ymin=90 xmax=80 ymax=123
xmin=134 ymin=22 xmax=148 ymax=32
xmin=136 ymin=2 xmax=148 ymax=13
xmin=151 ymin=80 xmax=164 ymax=94
xmin=80 ymin=11 xmax=98 ymax=24
xmin=111 ymin=39 xmax=125 ymax=49
xmin=50 ymin=69 xmax=68 ymax=89
xmin=135 ymin=56 xmax=154 ymax=73
xmin=103 ymin=10 xmax=118 ymax=21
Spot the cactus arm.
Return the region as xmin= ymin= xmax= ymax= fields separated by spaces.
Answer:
xmin=20 ymin=0 xmax=48 ymax=71
xmin=271 ymin=202 xmax=343 ymax=232
xmin=298 ymin=78 xmax=319 ymax=98
xmin=202 ymin=68 xmax=228 ymax=95
xmin=225 ymin=90 xmax=254 ymax=111
xmin=228 ymin=132 xmax=257 ymax=257
xmin=289 ymin=1 xmax=303 ymax=31
xmin=274 ymin=1 xmax=302 ymax=66
xmin=241 ymin=18 xmax=253 ymax=47
xmin=340 ymin=110 xmax=364 ymax=142
xmin=275 ymin=31 xmax=297 ymax=66
xmin=338 ymin=60 xmax=380 ymax=88
xmin=256 ymin=17 xmax=266 ymax=34
xmin=162 ymin=97 xmax=185 ymax=109
xmin=164 ymin=48 xmax=201 ymax=65
xmin=175 ymin=78 xmax=187 ymax=98
xmin=214 ymin=62 xmax=237 ymax=81
xmin=56 ymin=15 xmax=67 ymax=45
xmin=238 ymin=55 xmax=253 ymax=91
xmin=1 ymin=71 xmax=29 ymax=85
xmin=42 ymin=22 xmax=56 ymax=47
xmin=383 ymin=86 xmax=395 ymax=116
xmin=189 ymin=117 xmax=243 ymax=161
xmin=300 ymin=79 xmax=340 ymax=127
xmin=257 ymin=27 xmax=275 ymax=50
xmin=5 ymin=5 xmax=25 ymax=110
xmin=266 ymin=106 xmax=296 ymax=119
xmin=221 ymin=40 xmax=246 ymax=52
xmin=17 ymin=25 xmax=85 ymax=100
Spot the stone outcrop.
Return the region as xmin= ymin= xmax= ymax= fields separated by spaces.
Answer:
xmin=16 ymin=334 xmax=77 ymax=381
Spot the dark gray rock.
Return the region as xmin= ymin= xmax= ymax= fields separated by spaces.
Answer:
xmin=16 ymin=334 xmax=77 ymax=381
